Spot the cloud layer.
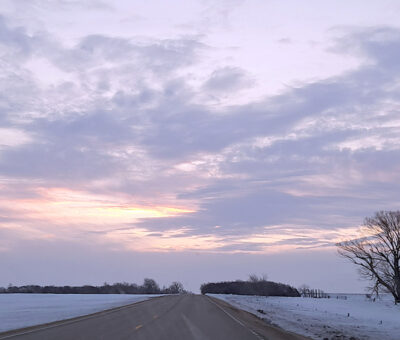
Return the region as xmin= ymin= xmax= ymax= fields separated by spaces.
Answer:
xmin=1 ymin=0 xmax=400 ymax=291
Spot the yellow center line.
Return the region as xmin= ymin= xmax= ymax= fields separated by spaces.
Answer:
xmin=135 ymin=324 xmax=143 ymax=330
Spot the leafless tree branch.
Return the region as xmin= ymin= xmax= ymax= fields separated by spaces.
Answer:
xmin=337 ymin=211 xmax=400 ymax=304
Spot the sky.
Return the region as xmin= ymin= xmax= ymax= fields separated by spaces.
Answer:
xmin=1 ymin=0 xmax=400 ymax=293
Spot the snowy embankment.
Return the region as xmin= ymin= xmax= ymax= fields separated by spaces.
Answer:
xmin=0 ymin=294 xmax=157 ymax=333
xmin=210 ymin=293 xmax=400 ymax=340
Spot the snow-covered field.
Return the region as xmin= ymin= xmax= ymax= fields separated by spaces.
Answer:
xmin=0 ymin=294 xmax=157 ymax=333
xmin=210 ymin=293 xmax=400 ymax=340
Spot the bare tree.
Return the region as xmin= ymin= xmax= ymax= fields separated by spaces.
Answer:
xmin=337 ymin=211 xmax=400 ymax=303
xmin=142 ymin=278 xmax=160 ymax=294
xmin=298 ymin=284 xmax=310 ymax=297
xmin=248 ymin=273 xmax=268 ymax=282
xmin=167 ymin=281 xmax=185 ymax=294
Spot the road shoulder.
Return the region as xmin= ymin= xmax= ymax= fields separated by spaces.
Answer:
xmin=0 ymin=295 xmax=165 ymax=339
xmin=207 ymin=295 xmax=311 ymax=340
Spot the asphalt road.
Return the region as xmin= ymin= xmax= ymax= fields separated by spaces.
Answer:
xmin=0 ymin=295 xmax=310 ymax=340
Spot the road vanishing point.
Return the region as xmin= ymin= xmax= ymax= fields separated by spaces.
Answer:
xmin=0 ymin=295 xmax=310 ymax=340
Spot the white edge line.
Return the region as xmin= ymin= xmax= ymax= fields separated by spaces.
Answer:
xmin=207 ymin=296 xmax=264 ymax=340
xmin=0 ymin=298 xmax=153 ymax=339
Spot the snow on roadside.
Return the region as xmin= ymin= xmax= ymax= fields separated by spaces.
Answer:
xmin=0 ymin=294 xmax=158 ymax=333
xmin=209 ymin=293 xmax=400 ymax=340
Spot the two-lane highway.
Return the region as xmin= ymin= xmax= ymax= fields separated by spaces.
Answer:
xmin=0 ymin=295 xmax=310 ymax=340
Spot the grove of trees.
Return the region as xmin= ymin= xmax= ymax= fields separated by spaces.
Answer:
xmin=200 ymin=275 xmax=299 ymax=297
xmin=337 ymin=210 xmax=400 ymax=303
xmin=0 ymin=279 xmax=186 ymax=295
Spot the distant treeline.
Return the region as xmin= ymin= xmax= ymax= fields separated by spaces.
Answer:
xmin=1 ymin=279 xmax=186 ymax=295
xmin=201 ymin=278 xmax=299 ymax=297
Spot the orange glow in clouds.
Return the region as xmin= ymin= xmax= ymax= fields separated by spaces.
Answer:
xmin=0 ymin=187 xmax=360 ymax=253
xmin=1 ymin=187 xmax=194 ymax=224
